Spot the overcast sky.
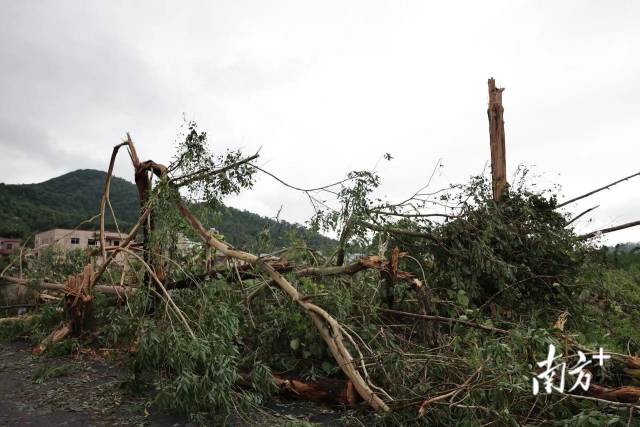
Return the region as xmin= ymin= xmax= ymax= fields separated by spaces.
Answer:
xmin=1 ymin=1 xmax=639 ymax=244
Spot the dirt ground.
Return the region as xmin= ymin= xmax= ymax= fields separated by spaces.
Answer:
xmin=0 ymin=340 xmax=190 ymax=426
xmin=0 ymin=340 xmax=346 ymax=426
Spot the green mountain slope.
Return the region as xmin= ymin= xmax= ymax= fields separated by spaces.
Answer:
xmin=0 ymin=169 xmax=335 ymax=251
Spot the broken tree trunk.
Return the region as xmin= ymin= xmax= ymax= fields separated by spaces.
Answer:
xmin=64 ymin=264 xmax=95 ymax=336
xmin=487 ymin=78 xmax=507 ymax=201
xmin=271 ymin=374 xmax=359 ymax=406
xmin=108 ymin=137 xmax=391 ymax=412
xmin=32 ymin=324 xmax=72 ymax=355
xmin=3 ymin=276 xmax=131 ymax=297
xmin=174 ymin=198 xmax=390 ymax=412
xmin=32 ymin=264 xmax=97 ymax=354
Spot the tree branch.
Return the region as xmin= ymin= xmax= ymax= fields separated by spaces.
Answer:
xmin=580 ymin=220 xmax=640 ymax=240
xmin=557 ymin=172 xmax=640 ymax=208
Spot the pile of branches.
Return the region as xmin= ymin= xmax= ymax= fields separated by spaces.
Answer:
xmin=2 ymin=124 xmax=640 ymax=425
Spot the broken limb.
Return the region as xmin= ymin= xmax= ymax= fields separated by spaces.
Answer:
xmin=556 ymin=171 xmax=640 ymax=208
xmin=174 ymin=196 xmax=391 ymax=412
xmin=566 ymin=205 xmax=599 ymax=226
xmin=580 ymin=220 xmax=640 ymax=239
xmin=3 ymin=276 xmax=132 ymax=297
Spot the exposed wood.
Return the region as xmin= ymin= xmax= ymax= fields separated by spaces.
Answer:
xmin=588 ymin=384 xmax=640 ymax=404
xmin=487 ymin=78 xmax=507 ymax=201
xmin=32 ymin=324 xmax=72 ymax=355
xmin=272 ymin=374 xmax=358 ymax=406
xmin=174 ymin=196 xmax=390 ymax=412
xmin=100 ymin=142 xmax=129 ymax=262
xmin=91 ymin=207 xmax=150 ymax=287
xmin=64 ymin=264 xmax=95 ymax=336
xmin=557 ymin=171 xmax=640 ymax=209
xmin=167 ymin=254 xmax=420 ymax=290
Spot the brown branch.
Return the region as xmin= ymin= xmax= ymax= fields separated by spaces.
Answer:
xmin=557 ymin=171 xmax=640 ymax=209
xmin=33 ymin=324 xmax=72 ymax=355
xmin=3 ymin=276 xmax=132 ymax=297
xmin=174 ymin=197 xmax=390 ymax=412
xmin=100 ymin=142 xmax=128 ymax=261
xmin=92 ymin=208 xmax=150 ymax=287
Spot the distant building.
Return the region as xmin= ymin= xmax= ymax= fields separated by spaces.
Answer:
xmin=34 ymin=229 xmax=126 ymax=254
xmin=0 ymin=237 xmax=21 ymax=255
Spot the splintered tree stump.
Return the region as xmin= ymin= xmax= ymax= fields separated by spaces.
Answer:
xmin=33 ymin=264 xmax=96 ymax=354
xmin=487 ymin=77 xmax=507 ymax=201
xmin=64 ymin=264 xmax=96 ymax=336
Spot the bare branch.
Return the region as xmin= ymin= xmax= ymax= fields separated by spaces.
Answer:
xmin=566 ymin=205 xmax=599 ymax=226
xmin=556 ymin=171 xmax=640 ymax=208
xmin=580 ymin=220 xmax=640 ymax=240
xmin=358 ymin=220 xmax=441 ymax=244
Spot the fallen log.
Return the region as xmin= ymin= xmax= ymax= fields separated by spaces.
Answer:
xmin=0 ymin=314 xmax=36 ymax=324
xmin=272 ymin=374 xmax=359 ymax=406
xmin=588 ymin=384 xmax=640 ymax=404
xmin=2 ymin=276 xmax=131 ymax=297
xmin=175 ymin=197 xmax=391 ymax=412
xmin=110 ymin=137 xmax=391 ymax=412
xmin=32 ymin=323 xmax=72 ymax=355
xmin=168 ymin=255 xmax=418 ymax=289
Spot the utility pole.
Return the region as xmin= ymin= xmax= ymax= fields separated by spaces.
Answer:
xmin=487 ymin=78 xmax=507 ymax=201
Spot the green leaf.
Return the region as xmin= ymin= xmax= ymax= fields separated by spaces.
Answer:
xmin=457 ymin=290 xmax=470 ymax=307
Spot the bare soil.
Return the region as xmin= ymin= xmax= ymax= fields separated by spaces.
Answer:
xmin=0 ymin=340 xmax=346 ymax=426
xmin=0 ymin=340 xmax=189 ymax=426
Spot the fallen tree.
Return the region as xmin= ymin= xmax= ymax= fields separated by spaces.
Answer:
xmin=2 ymin=120 xmax=640 ymax=425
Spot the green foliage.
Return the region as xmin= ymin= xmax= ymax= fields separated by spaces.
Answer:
xmin=33 ymin=364 xmax=71 ymax=384
xmin=0 ymin=302 xmax=64 ymax=343
xmin=571 ymin=258 xmax=640 ymax=355
xmin=171 ymin=121 xmax=256 ymax=206
xmin=0 ymin=169 xmax=140 ymax=238
xmin=4 ymin=148 xmax=640 ymax=426
xmin=0 ymin=168 xmax=335 ymax=252
xmin=121 ymin=283 xmax=276 ymax=423
xmin=380 ymin=175 xmax=586 ymax=309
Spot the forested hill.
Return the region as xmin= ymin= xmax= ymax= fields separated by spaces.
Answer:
xmin=0 ymin=169 xmax=335 ymax=251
